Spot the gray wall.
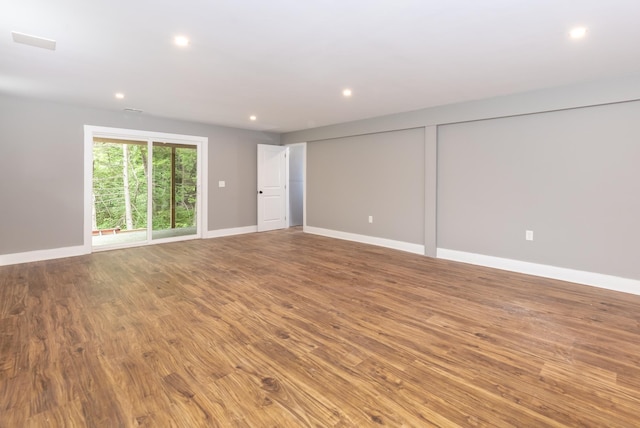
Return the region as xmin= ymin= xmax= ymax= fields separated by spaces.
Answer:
xmin=438 ymin=101 xmax=640 ymax=280
xmin=288 ymin=144 xmax=305 ymax=227
xmin=307 ymin=128 xmax=425 ymax=244
xmin=283 ymin=73 xmax=640 ymax=281
xmin=0 ymin=93 xmax=279 ymax=256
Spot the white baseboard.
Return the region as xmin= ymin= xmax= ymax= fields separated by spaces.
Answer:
xmin=304 ymin=226 xmax=425 ymax=255
xmin=0 ymin=245 xmax=89 ymax=267
xmin=437 ymin=248 xmax=640 ymax=296
xmin=206 ymin=225 xmax=258 ymax=239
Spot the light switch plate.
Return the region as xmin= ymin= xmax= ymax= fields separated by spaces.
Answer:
xmin=218 ymin=181 xmax=226 ymax=188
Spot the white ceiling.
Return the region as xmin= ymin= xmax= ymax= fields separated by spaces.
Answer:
xmin=3 ymin=0 xmax=640 ymax=133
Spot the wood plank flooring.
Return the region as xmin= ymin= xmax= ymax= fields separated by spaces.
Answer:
xmin=2 ymin=228 xmax=640 ymax=427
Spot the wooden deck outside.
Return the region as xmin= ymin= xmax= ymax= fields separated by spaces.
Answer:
xmin=92 ymin=226 xmax=197 ymax=248
xmin=1 ymin=228 xmax=640 ymax=427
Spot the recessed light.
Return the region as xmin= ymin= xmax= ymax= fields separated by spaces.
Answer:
xmin=174 ymin=35 xmax=190 ymax=47
xmin=569 ymin=26 xmax=587 ymax=39
xmin=249 ymin=115 xmax=257 ymax=121
xmin=115 ymin=93 xmax=125 ymax=99
xmin=342 ymin=88 xmax=352 ymax=97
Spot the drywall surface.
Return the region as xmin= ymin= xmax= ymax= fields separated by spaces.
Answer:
xmin=288 ymin=144 xmax=305 ymax=226
xmin=438 ymin=101 xmax=640 ymax=280
xmin=307 ymin=128 xmax=424 ymax=244
xmin=0 ymin=93 xmax=278 ymax=255
xmin=283 ymin=74 xmax=640 ymax=281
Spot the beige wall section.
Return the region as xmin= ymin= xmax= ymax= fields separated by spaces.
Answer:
xmin=0 ymin=93 xmax=279 ymax=256
xmin=307 ymin=128 xmax=425 ymax=245
xmin=438 ymin=101 xmax=640 ymax=280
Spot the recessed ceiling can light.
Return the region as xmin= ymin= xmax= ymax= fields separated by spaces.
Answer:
xmin=342 ymin=88 xmax=352 ymax=97
xmin=249 ymin=115 xmax=257 ymax=121
xmin=569 ymin=26 xmax=587 ymax=39
xmin=174 ymin=35 xmax=190 ymax=47
xmin=115 ymin=93 xmax=125 ymax=99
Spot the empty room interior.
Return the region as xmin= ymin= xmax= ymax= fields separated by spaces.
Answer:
xmin=2 ymin=1 xmax=640 ymax=426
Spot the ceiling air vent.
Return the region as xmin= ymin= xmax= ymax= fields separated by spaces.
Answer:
xmin=11 ymin=31 xmax=56 ymax=50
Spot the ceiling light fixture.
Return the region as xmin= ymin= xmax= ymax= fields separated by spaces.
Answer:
xmin=569 ymin=26 xmax=587 ymax=39
xmin=342 ymin=88 xmax=352 ymax=97
xmin=249 ymin=115 xmax=257 ymax=121
xmin=115 ymin=93 xmax=125 ymax=99
xmin=174 ymin=35 xmax=190 ymax=47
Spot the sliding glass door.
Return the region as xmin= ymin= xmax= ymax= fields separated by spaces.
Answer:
xmin=92 ymin=137 xmax=199 ymax=250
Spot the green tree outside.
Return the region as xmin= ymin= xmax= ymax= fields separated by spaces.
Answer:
xmin=93 ymin=142 xmax=197 ymax=232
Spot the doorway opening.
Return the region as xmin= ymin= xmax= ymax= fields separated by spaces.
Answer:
xmin=84 ymin=126 xmax=208 ymax=252
xmin=286 ymin=142 xmax=306 ymax=228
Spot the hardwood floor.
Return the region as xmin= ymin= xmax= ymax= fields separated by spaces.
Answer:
xmin=2 ymin=228 xmax=640 ymax=427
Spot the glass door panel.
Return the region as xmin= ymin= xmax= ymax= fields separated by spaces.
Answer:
xmin=92 ymin=140 xmax=148 ymax=248
xmin=151 ymin=142 xmax=198 ymax=240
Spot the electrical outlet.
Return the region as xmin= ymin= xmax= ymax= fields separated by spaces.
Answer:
xmin=525 ymin=230 xmax=534 ymax=241
xmin=368 ymin=215 xmax=373 ymax=224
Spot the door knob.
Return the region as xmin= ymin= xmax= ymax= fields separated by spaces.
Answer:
xmin=259 ymin=190 xmax=263 ymax=194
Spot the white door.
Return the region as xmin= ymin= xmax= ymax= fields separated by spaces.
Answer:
xmin=257 ymin=144 xmax=288 ymax=232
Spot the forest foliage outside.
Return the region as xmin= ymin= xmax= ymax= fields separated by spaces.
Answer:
xmin=92 ymin=142 xmax=197 ymax=232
